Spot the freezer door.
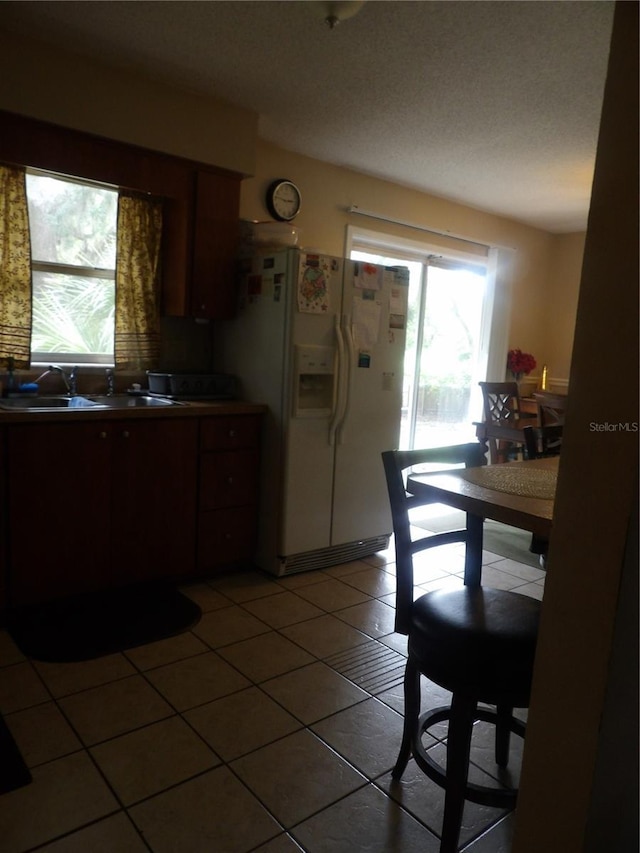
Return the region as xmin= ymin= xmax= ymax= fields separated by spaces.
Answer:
xmin=330 ymin=262 xmax=409 ymax=545
xmin=279 ymin=252 xmax=347 ymax=557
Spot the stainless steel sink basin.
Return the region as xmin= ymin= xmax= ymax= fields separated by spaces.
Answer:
xmin=0 ymin=394 xmax=180 ymax=412
xmin=87 ymin=394 xmax=181 ymax=408
xmin=0 ymin=396 xmax=97 ymax=412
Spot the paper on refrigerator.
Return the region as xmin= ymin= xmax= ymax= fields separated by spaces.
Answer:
xmin=351 ymin=296 xmax=381 ymax=348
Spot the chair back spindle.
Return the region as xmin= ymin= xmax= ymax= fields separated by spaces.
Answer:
xmin=479 ymin=381 xmax=521 ymax=423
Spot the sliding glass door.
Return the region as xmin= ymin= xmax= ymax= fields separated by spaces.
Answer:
xmin=351 ymin=247 xmax=487 ymax=450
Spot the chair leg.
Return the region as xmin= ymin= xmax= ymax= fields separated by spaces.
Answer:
xmin=495 ymin=703 xmax=512 ymax=767
xmin=440 ymin=693 xmax=476 ymax=853
xmin=392 ymin=656 xmax=420 ymax=780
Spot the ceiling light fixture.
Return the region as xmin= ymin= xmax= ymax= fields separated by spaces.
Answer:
xmin=312 ymin=1 xmax=366 ymax=29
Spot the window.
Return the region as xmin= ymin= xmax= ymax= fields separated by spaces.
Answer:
xmin=26 ymin=169 xmax=118 ymax=365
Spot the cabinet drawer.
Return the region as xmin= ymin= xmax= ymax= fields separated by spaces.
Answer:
xmin=200 ymin=415 xmax=260 ymax=451
xmin=199 ymin=449 xmax=258 ymax=510
xmin=198 ymin=506 xmax=257 ymax=568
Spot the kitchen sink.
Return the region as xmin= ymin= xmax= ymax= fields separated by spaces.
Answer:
xmin=0 ymin=394 xmax=180 ymax=412
xmin=0 ymin=396 xmax=90 ymax=412
xmin=87 ymin=394 xmax=182 ymax=408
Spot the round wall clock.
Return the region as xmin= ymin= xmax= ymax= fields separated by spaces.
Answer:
xmin=266 ymin=179 xmax=301 ymax=222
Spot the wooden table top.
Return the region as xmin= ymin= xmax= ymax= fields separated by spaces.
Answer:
xmin=406 ymin=456 xmax=557 ymax=538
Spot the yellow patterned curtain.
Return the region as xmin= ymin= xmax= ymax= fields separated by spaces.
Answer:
xmin=0 ymin=165 xmax=32 ymax=368
xmin=114 ymin=192 xmax=162 ymax=369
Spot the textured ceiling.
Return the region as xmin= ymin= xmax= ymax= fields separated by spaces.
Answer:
xmin=1 ymin=1 xmax=615 ymax=233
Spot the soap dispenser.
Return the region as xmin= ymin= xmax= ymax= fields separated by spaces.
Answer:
xmin=3 ymin=357 xmax=16 ymax=398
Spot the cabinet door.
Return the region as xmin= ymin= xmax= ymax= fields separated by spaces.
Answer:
xmin=110 ymin=418 xmax=198 ymax=583
xmin=7 ymin=422 xmax=112 ymax=606
xmin=199 ymin=449 xmax=259 ymax=511
xmin=198 ymin=506 xmax=258 ymax=570
xmin=0 ymin=426 xmax=5 ymax=613
xmin=190 ymin=170 xmax=241 ymax=320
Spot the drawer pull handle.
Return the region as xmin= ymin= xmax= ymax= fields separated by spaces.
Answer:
xmin=229 ymin=429 xmax=236 ymax=438
xmin=122 ymin=430 xmax=130 ymax=439
xmin=227 ymin=477 xmax=234 ymax=485
xmin=99 ymin=431 xmax=107 ymax=439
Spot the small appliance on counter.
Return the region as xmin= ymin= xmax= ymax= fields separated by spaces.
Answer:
xmin=146 ymin=372 xmax=238 ymax=400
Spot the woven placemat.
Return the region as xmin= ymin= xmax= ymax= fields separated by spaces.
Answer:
xmin=461 ymin=466 xmax=556 ymax=500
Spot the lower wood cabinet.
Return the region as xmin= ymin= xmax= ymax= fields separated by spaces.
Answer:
xmin=197 ymin=414 xmax=261 ymax=572
xmin=0 ymin=426 xmax=5 ymax=614
xmin=3 ymin=410 xmax=262 ymax=608
xmin=6 ymin=418 xmax=198 ymax=607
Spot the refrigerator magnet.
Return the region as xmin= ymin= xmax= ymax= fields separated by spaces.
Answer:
xmin=358 ymin=351 xmax=371 ymax=368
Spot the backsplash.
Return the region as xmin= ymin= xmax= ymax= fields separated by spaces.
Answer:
xmin=158 ymin=316 xmax=216 ymax=372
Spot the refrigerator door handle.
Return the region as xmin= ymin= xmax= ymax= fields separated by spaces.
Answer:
xmin=337 ymin=314 xmax=355 ymax=445
xmin=328 ymin=314 xmax=346 ymax=445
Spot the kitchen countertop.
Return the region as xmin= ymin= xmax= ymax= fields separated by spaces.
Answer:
xmin=0 ymin=399 xmax=266 ymax=424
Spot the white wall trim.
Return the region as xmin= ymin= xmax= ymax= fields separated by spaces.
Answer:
xmin=344 ymin=224 xmax=488 ymax=266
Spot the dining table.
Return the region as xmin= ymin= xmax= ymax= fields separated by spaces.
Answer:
xmin=406 ymin=455 xmax=558 ymax=587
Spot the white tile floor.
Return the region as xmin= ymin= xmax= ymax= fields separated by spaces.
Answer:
xmin=0 ymin=534 xmax=545 ymax=853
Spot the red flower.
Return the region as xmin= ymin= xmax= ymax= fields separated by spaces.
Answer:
xmin=507 ymin=349 xmax=537 ymax=375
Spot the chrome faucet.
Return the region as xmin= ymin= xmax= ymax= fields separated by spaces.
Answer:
xmin=105 ymin=368 xmax=115 ymax=396
xmin=68 ymin=366 xmax=78 ymax=396
xmin=34 ymin=365 xmax=78 ymax=395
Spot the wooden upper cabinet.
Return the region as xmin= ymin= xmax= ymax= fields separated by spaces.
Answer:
xmin=189 ymin=170 xmax=241 ymax=320
xmin=163 ymin=168 xmax=242 ymax=319
xmin=0 ymin=110 xmax=242 ymax=321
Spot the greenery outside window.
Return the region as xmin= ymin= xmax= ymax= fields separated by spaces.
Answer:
xmin=26 ymin=168 xmax=118 ymax=365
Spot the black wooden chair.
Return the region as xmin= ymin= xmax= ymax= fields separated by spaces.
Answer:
xmin=523 ymin=424 xmax=564 ymax=459
xmin=381 ymin=445 xmax=541 ymax=853
xmin=478 ymin=381 xmax=530 ymax=463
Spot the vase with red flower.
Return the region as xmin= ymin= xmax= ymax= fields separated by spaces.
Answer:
xmin=506 ymin=349 xmax=537 ymax=389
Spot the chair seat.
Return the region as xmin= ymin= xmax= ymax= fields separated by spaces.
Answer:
xmin=409 ymin=587 xmax=539 ymax=707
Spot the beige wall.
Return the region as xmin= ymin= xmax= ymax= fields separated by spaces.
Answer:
xmin=0 ymin=29 xmax=257 ymax=176
xmin=543 ymin=232 xmax=586 ymax=380
xmin=0 ymin=27 xmax=584 ymax=384
xmin=241 ymin=140 xmax=580 ymax=386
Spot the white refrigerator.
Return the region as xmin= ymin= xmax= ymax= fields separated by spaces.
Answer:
xmin=217 ymin=247 xmax=409 ymax=576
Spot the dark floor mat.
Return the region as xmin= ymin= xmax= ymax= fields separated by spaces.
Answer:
xmin=7 ymin=583 xmax=202 ymax=663
xmin=0 ymin=713 xmax=32 ymax=794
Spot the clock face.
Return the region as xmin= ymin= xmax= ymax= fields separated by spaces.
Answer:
xmin=266 ymin=179 xmax=301 ymax=221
